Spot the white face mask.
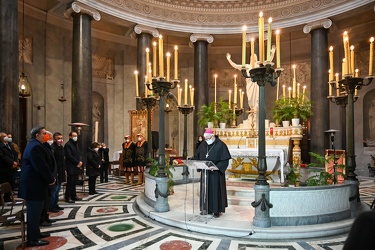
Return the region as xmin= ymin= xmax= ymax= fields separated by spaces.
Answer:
xmin=47 ymin=140 xmax=53 ymax=145
xmin=2 ymin=136 xmax=8 ymax=143
xmin=6 ymin=137 xmax=12 ymax=143
xmin=206 ymin=139 xmax=214 ymax=145
xmin=94 ymin=148 xmax=99 ymax=152
xmin=102 ymin=146 xmax=106 ymax=149
xmin=198 ymin=138 xmax=203 ymax=142
xmin=137 ymin=137 xmax=142 ymax=142
xmin=72 ymin=136 xmax=78 ymax=142
xmin=125 ymin=139 xmax=130 ymax=143
xmin=57 ymin=139 xmax=63 ymax=145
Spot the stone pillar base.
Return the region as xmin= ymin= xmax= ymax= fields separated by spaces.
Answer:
xmin=252 ymin=184 xmax=272 ymax=228
xmin=344 ymin=179 xmax=360 ymax=218
xmin=154 ymin=176 xmax=170 ymax=212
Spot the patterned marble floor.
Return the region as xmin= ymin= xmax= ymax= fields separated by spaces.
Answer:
xmin=1 ymin=176 xmax=375 ymax=250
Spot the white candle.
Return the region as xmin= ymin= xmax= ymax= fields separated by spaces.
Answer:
xmin=134 ymin=70 xmax=139 ymax=97
xmin=276 ymin=30 xmax=280 ymax=68
xmin=189 ymin=85 xmax=192 ymax=105
xmin=328 ymin=75 xmax=332 ymax=96
xmin=370 ymin=37 xmax=374 ymax=76
xmin=329 ymin=46 xmax=334 ymax=81
xmin=94 ymin=121 xmax=99 ymax=142
xmin=258 ymin=11 xmax=264 ymax=62
xmin=214 ymin=74 xmax=217 ymax=103
xmin=158 ymin=35 xmax=164 ymax=77
xmin=343 ymin=32 xmax=349 ymax=75
xmin=292 ymin=64 xmax=296 ymax=80
xmin=146 ymin=48 xmax=150 ymax=76
xmin=152 ymin=41 xmax=157 ymax=77
xmin=288 ymin=87 xmax=291 ymax=99
xmin=335 ymin=73 xmax=340 ymax=96
xmin=267 ymin=17 xmax=272 ymax=62
xmin=174 ymin=45 xmax=178 ymax=80
xmin=240 ymin=89 xmax=243 ymax=109
xmin=144 ymin=75 xmax=148 ymax=97
xmin=242 ymin=26 xmax=247 ymax=67
xmin=191 ymin=88 xmax=195 ymax=106
xmin=177 ymin=85 xmax=181 ymax=106
xmin=166 ymin=52 xmax=171 ymax=81
xmin=297 ymin=83 xmax=300 ymax=98
xmin=350 ymin=45 xmax=355 ymax=75
xmin=282 ymin=84 xmax=286 ymax=100
xmin=184 ymin=79 xmax=188 ymax=105
xmin=250 ymin=37 xmax=255 ymax=68
xmin=228 ymin=90 xmax=232 ymax=106
xmin=302 ymin=86 xmax=306 ymax=103
xmin=233 ymin=75 xmax=237 ymax=104
xmin=355 ymin=69 xmax=359 ymax=77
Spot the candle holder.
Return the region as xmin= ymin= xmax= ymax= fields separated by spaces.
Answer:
xmin=241 ymin=63 xmax=282 ymax=185
xmin=246 ymin=109 xmax=257 ymax=138
xmin=138 ymin=96 xmax=158 ymax=159
xmin=178 ymin=105 xmax=195 ymax=183
xmin=230 ymin=104 xmax=244 ymax=128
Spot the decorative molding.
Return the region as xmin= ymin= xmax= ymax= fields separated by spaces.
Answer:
xmin=19 ymin=36 xmax=33 ymax=64
xmin=190 ymin=34 xmax=214 ymax=43
xmin=134 ymin=24 xmax=159 ymax=38
xmin=64 ymin=2 xmax=101 ymax=21
xmin=303 ymin=18 xmax=332 ymax=34
xmin=92 ymin=54 xmax=114 ymax=80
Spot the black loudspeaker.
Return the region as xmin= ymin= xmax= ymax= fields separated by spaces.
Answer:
xmin=152 ymin=131 xmax=159 ymax=150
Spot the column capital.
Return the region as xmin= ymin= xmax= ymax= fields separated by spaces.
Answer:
xmin=190 ymin=34 xmax=214 ymax=44
xmin=134 ymin=25 xmax=159 ymax=38
xmin=303 ymin=18 xmax=332 ymax=34
xmin=64 ymin=2 xmax=101 ymax=21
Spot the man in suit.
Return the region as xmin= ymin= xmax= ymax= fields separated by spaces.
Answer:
xmin=0 ymin=131 xmax=18 ymax=201
xmin=18 ymin=126 xmax=56 ymax=247
xmin=64 ymin=131 xmax=83 ymax=203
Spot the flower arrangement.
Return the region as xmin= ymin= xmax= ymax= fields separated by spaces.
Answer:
xmin=272 ymin=93 xmax=313 ymax=123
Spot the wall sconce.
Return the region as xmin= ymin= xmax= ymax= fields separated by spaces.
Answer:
xmin=68 ymin=122 xmax=89 ymax=135
xmin=58 ymin=83 xmax=66 ymax=102
xmin=33 ymin=104 xmax=45 ymax=110
xmin=18 ymin=0 xmax=32 ymax=98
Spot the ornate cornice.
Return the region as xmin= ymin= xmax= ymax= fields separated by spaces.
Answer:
xmin=133 ymin=25 xmax=159 ymax=38
xmin=76 ymin=0 xmax=373 ymax=34
xmin=303 ymin=18 xmax=332 ymax=34
xmin=64 ymin=2 xmax=101 ymax=21
xmin=190 ymin=34 xmax=214 ymax=44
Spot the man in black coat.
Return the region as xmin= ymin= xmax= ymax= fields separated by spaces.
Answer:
xmin=50 ymin=132 xmax=66 ymax=211
xmin=64 ymin=131 xmax=83 ymax=203
xmin=99 ymin=142 xmax=109 ymax=183
xmin=18 ymin=126 xmax=55 ymax=247
xmin=0 ymin=131 xmax=18 ymax=201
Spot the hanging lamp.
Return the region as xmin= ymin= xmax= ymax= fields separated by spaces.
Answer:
xmin=18 ymin=0 xmax=31 ymax=98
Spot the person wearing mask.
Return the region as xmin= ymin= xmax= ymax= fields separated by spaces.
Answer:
xmin=6 ymin=133 xmax=22 ymax=162
xmin=191 ymin=128 xmax=231 ymax=218
xmin=86 ymin=142 xmax=101 ymax=195
xmin=40 ymin=131 xmax=57 ymax=226
xmin=0 ymin=132 xmax=18 ymax=201
xmin=50 ymin=132 xmax=65 ymax=212
xmin=64 ymin=131 xmax=83 ymax=203
xmin=195 ymin=135 xmax=204 ymax=150
xmin=122 ymin=135 xmax=136 ymax=184
xmin=135 ymin=134 xmax=148 ymax=185
xmin=18 ymin=126 xmax=55 ymax=247
xmin=99 ymin=142 xmax=109 ymax=183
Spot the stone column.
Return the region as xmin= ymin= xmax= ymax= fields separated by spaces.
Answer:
xmin=190 ymin=34 xmax=214 ymax=137
xmin=64 ymin=2 xmax=100 ymax=162
xmin=303 ymin=19 xmax=332 ymax=155
xmin=0 ymin=0 xmax=19 ymax=139
xmin=134 ymin=25 xmax=159 ymax=110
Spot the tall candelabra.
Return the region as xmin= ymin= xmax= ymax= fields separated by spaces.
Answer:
xmin=178 ymin=105 xmax=194 ymax=183
xmin=230 ymin=103 xmax=244 ymax=128
xmin=139 ymin=96 xmax=157 ymax=159
xmin=146 ymin=77 xmax=177 ymax=212
xmin=242 ymin=63 xmax=282 ymax=185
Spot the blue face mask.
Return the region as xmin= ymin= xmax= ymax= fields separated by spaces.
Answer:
xmin=206 ymin=139 xmax=213 ymax=145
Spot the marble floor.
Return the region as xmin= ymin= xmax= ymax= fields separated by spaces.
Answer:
xmin=1 ymin=175 xmax=375 ymax=250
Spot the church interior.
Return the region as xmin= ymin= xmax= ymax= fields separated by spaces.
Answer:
xmin=1 ymin=0 xmax=375 ymax=249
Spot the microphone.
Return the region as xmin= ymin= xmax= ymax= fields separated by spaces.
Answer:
xmin=237 ymin=135 xmax=243 ymax=149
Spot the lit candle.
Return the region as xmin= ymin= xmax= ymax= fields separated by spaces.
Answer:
xmin=240 ymin=89 xmax=243 ymax=109
xmin=144 ymin=75 xmax=148 ymax=97
xmin=292 ymin=65 xmax=296 ymax=98
xmin=214 ymin=74 xmax=217 ymax=103
xmin=146 ymin=48 xmax=150 ymax=76
xmin=354 ymin=87 xmax=358 ymax=96
xmin=242 ymin=25 xmax=247 ymax=67
xmin=177 ymin=85 xmax=182 ymax=106
xmin=328 ymin=75 xmax=332 ymax=96
xmin=302 ymin=86 xmax=306 ymax=103
xmin=152 ymin=41 xmax=157 ymax=76
xmin=179 ymin=88 xmax=182 ymax=106
xmin=134 ymin=70 xmax=139 ymax=97
xmin=228 ymin=90 xmax=232 ymax=106
xmin=329 ymin=46 xmax=334 ymax=81
xmin=233 ymin=75 xmax=237 ymax=104
xmin=166 ymin=52 xmax=171 ymax=81
xmin=158 ymin=35 xmax=164 ymax=77
xmin=342 ymin=58 xmax=345 ymax=77
xmin=282 ymin=84 xmax=286 ymax=100
xmin=355 ymin=69 xmax=359 ymax=77
xmin=288 ymin=87 xmax=291 ymax=99
xmin=292 ymin=64 xmax=296 ymax=80
xmin=276 ymin=30 xmax=280 ymax=68
xmin=350 ymin=45 xmax=355 ymax=75
xmin=148 ymin=63 xmax=152 ymax=82
xmin=174 ymin=45 xmax=178 ymax=80
xmin=258 ymin=11 xmax=264 ymax=62
xmin=184 ymin=79 xmax=188 ymax=105
xmin=267 ymin=17 xmax=272 ymax=62
xmin=250 ymin=37 xmax=255 ymax=68
xmin=370 ymin=37 xmax=374 ymax=76
xmin=335 ymin=73 xmax=340 ymax=96
xmin=297 ymin=83 xmax=300 ymax=98
xmin=94 ymin=121 xmax=99 ymax=143
xmin=343 ymin=31 xmax=349 ymax=75
xmin=191 ymin=87 xmax=195 ymax=106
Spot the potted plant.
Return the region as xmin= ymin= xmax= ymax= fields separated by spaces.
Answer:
xmin=197 ymin=101 xmax=216 ymax=128
xmin=285 ymin=166 xmax=299 ymax=186
xmin=215 ymin=98 xmax=231 ymax=128
xmin=148 ymin=157 xmax=175 ymax=194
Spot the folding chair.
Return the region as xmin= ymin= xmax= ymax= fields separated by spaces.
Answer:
xmin=0 ymin=182 xmax=26 ymax=249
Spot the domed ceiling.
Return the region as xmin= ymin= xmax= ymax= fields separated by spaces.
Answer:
xmin=76 ymin=0 xmax=373 ymax=34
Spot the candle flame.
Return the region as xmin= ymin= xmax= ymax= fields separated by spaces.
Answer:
xmin=166 ymin=52 xmax=171 ymax=57
xmin=292 ymin=64 xmax=296 ymax=69
xmin=329 ymin=46 xmax=333 ymax=51
xmin=259 ymin=11 xmax=263 ymax=17
xmin=268 ymin=17 xmax=272 ymax=23
xmin=159 ymin=35 xmax=163 ymax=39
xmin=214 ymin=74 xmax=217 ymax=78
xmin=153 ymin=41 xmax=157 ymax=46
xmin=370 ymin=37 xmax=374 ymax=43
xmin=276 ymin=29 xmax=280 ymax=35
xmin=134 ymin=70 xmax=138 ymax=75
xmin=350 ymin=45 xmax=354 ymax=51
xmin=234 ymin=74 xmax=237 ymax=78
xmin=242 ymin=25 xmax=247 ymax=31
xmin=145 ymin=48 xmax=149 ymax=53
xmin=174 ymin=45 xmax=178 ymax=50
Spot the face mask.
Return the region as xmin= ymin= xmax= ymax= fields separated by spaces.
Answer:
xmin=206 ymin=139 xmax=213 ymax=145
xmin=57 ymin=139 xmax=63 ymax=145
xmin=125 ymin=139 xmax=130 ymax=143
xmin=94 ymin=148 xmax=99 ymax=152
xmin=6 ymin=137 xmax=12 ymax=143
xmin=2 ymin=136 xmax=8 ymax=142
xmin=42 ymin=134 xmax=49 ymax=143
xmin=137 ymin=137 xmax=142 ymax=142
xmin=198 ymin=138 xmax=202 ymax=142
xmin=72 ymin=136 xmax=78 ymax=142
xmin=47 ymin=140 xmax=53 ymax=145
xmin=102 ymin=146 xmax=106 ymax=149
